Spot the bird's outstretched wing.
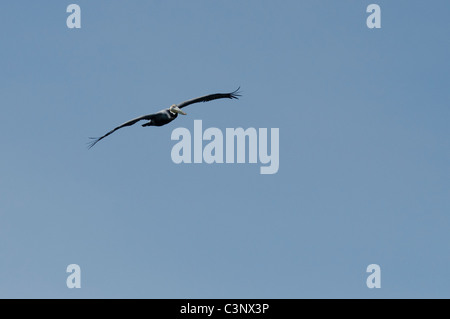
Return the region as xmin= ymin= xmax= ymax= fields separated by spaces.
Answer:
xmin=87 ymin=114 xmax=155 ymax=149
xmin=177 ymin=87 xmax=241 ymax=109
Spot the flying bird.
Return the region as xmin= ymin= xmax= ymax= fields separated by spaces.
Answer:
xmin=87 ymin=87 xmax=241 ymax=149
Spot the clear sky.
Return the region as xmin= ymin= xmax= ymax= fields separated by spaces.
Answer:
xmin=0 ymin=0 xmax=449 ymax=298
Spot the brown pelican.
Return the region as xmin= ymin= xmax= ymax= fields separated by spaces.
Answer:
xmin=87 ymin=88 xmax=241 ymax=149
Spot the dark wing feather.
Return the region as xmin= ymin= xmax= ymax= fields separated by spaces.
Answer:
xmin=87 ymin=114 xmax=155 ymax=149
xmin=177 ymin=87 xmax=241 ymax=109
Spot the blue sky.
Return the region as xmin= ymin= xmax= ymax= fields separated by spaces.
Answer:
xmin=0 ymin=0 xmax=449 ymax=298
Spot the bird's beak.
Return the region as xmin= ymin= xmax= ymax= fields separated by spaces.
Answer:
xmin=171 ymin=106 xmax=187 ymax=115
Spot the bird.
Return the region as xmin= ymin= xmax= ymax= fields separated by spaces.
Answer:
xmin=87 ymin=87 xmax=241 ymax=149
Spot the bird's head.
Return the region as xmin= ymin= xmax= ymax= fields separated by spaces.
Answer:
xmin=169 ymin=104 xmax=187 ymax=115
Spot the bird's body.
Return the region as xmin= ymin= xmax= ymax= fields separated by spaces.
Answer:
xmin=88 ymin=88 xmax=241 ymax=149
xmin=141 ymin=109 xmax=178 ymax=127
